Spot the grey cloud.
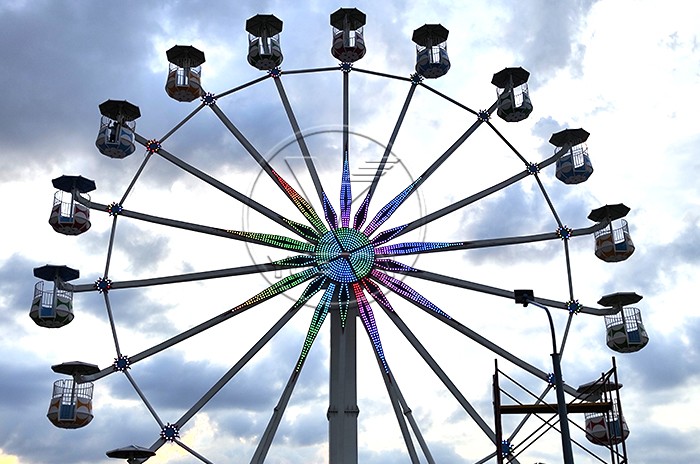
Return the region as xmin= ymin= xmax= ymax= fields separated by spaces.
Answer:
xmin=0 ymin=254 xmax=37 ymax=333
xmin=497 ymin=0 xmax=600 ymax=85
xmin=600 ymin=219 xmax=700 ymax=298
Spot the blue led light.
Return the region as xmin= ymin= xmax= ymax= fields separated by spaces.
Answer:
xmin=113 ymin=355 xmax=130 ymax=372
xmin=557 ymin=226 xmax=573 ymax=240
xmin=374 ymin=241 xmax=457 ymax=256
xmin=371 ymin=270 xmax=452 ymax=319
xmin=201 ymin=92 xmax=217 ymax=106
xmin=107 ymin=202 xmax=123 ymax=216
xmin=364 ymin=177 xmax=422 ymax=236
xmin=160 ymin=423 xmax=180 ymax=442
xmin=94 ymin=277 xmax=112 ymax=294
xmin=566 ymin=299 xmax=582 ymax=314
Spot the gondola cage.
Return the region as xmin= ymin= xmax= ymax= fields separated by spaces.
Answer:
xmin=48 ymin=175 xmax=96 ymax=236
xmin=29 ymin=265 xmax=79 ymax=328
xmin=584 ymin=392 xmax=629 ymax=445
xmin=246 ymin=14 xmax=284 ymax=71
xmin=599 ymin=292 xmax=648 ymax=353
xmin=552 ymin=128 xmax=593 ymax=184
xmin=165 ymin=45 xmax=206 ymax=102
xmin=589 ymin=204 xmax=636 ymax=262
xmin=330 ymin=8 xmax=366 ymax=63
xmin=47 ymin=362 xmax=100 ymax=429
xmin=95 ymin=100 xmax=141 ymax=159
xmin=412 ymin=24 xmax=450 ymax=79
xmin=491 ymin=67 xmax=533 ymax=122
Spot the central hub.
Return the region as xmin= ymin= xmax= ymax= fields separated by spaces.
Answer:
xmin=315 ymin=227 xmax=375 ymax=283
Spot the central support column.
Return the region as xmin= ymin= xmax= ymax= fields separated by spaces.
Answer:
xmin=328 ymin=301 xmax=359 ymax=463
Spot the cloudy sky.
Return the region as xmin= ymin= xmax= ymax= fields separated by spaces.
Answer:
xmin=1 ymin=0 xmax=698 ymax=463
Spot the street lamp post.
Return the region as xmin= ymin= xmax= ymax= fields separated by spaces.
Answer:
xmin=514 ymin=290 xmax=575 ymax=464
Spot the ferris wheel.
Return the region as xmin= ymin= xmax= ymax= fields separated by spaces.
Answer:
xmin=32 ymin=8 xmax=649 ymax=464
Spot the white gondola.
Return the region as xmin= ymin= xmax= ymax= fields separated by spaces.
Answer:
xmin=165 ymin=45 xmax=205 ymax=102
xmin=589 ymin=204 xmax=636 ymax=262
xmin=585 ymin=409 xmax=629 ymax=446
xmin=29 ymin=265 xmax=79 ymax=328
xmin=594 ymin=219 xmax=635 ymax=262
xmin=552 ymin=128 xmax=593 ymax=184
xmin=492 ymin=67 xmax=533 ymax=122
xmin=412 ymin=24 xmax=450 ymax=79
xmin=330 ymin=8 xmax=366 ymax=63
xmin=48 ymin=175 xmax=96 ymax=236
xmin=47 ymin=362 xmax=99 ymax=429
xmin=578 ymin=377 xmax=630 ymax=446
xmin=95 ymin=100 xmax=141 ymax=159
xmin=599 ymin=292 xmax=648 ymax=353
xmin=246 ymin=14 xmax=284 ymax=71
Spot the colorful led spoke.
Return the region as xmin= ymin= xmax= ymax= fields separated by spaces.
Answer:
xmin=361 ymin=278 xmax=394 ymax=314
xmin=275 ymin=255 xmax=317 ymax=268
xmin=338 ymin=283 xmax=350 ymax=327
xmin=370 ymin=269 xmax=452 ymax=320
xmin=295 ymin=283 xmax=336 ymax=372
xmin=374 ymin=258 xmax=418 ymax=274
xmin=340 ymin=157 xmax=352 ymax=228
xmin=371 ymin=225 xmax=408 ymax=246
xmin=374 ymin=240 xmax=461 ymax=257
xmin=352 ymin=282 xmax=389 ymax=373
xmin=231 ymin=268 xmax=318 ymax=313
xmin=322 ymin=192 xmax=338 ymax=230
xmin=225 ymin=230 xmax=315 ymax=253
xmin=363 ymin=177 xmax=422 ymax=236
xmin=282 ymin=218 xmax=321 ymax=243
xmin=352 ymin=195 xmax=371 ymax=230
xmin=270 ymin=168 xmax=328 ymax=234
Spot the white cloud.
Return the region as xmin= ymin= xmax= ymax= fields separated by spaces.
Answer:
xmin=0 ymin=1 xmax=697 ymax=463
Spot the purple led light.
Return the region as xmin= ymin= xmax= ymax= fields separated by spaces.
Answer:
xmin=364 ymin=178 xmax=422 ymax=236
xmin=371 ymin=270 xmax=452 ymax=319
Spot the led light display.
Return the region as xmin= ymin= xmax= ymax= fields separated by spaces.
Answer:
xmin=370 ymin=269 xmax=452 ymax=320
xmin=340 ymin=157 xmax=351 ymax=227
xmin=315 ymin=228 xmax=375 ymax=283
xmin=271 ymin=168 xmax=327 ymax=234
xmin=322 ymin=192 xmax=338 ymax=230
xmin=364 ymin=177 xmax=422 ymax=236
xmin=374 ymin=240 xmax=459 ymax=256
xmin=352 ymin=282 xmax=389 ymax=373
xmin=231 ymin=268 xmax=318 ymax=313
xmin=225 ymin=230 xmax=315 ymax=253
xmin=295 ymin=283 xmax=336 ymax=372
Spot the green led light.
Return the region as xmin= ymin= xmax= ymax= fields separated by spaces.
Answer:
xmin=315 ymin=228 xmax=375 ymax=283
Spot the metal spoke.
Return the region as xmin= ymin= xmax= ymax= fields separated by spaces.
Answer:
xmin=134 ymin=133 xmax=320 ymax=242
xmin=174 ymin=277 xmax=326 ymax=431
xmin=363 ymin=101 xmax=498 ymax=236
xmin=353 ymin=83 xmax=418 ymax=229
xmin=209 ymin=102 xmax=328 ymax=234
xmin=386 ymin=140 xmax=581 ymax=240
